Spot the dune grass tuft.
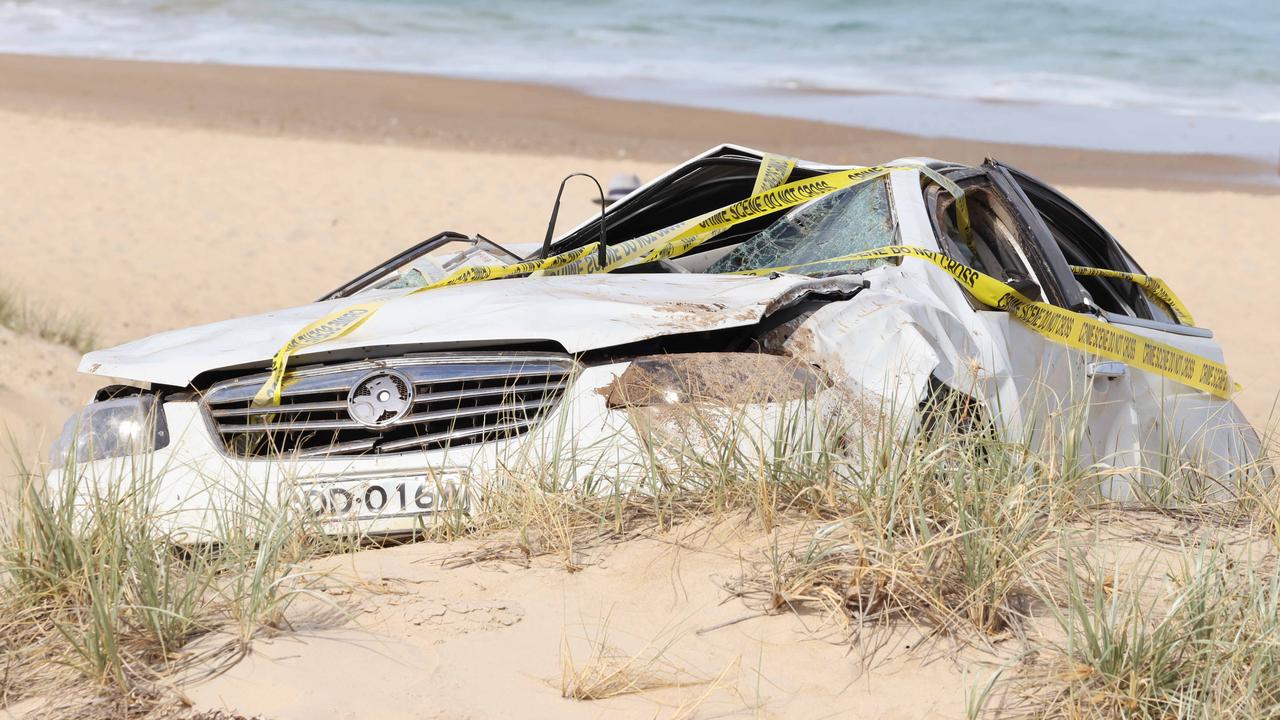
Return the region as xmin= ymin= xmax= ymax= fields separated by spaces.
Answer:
xmin=0 ymin=285 xmax=97 ymax=353
xmin=559 ymin=616 xmax=709 ymax=701
xmin=0 ymin=451 xmax=346 ymax=717
xmin=1010 ymin=536 xmax=1280 ymax=719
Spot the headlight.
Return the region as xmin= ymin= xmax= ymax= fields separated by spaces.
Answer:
xmin=601 ymin=353 xmax=822 ymax=408
xmin=49 ymin=394 xmax=170 ymax=467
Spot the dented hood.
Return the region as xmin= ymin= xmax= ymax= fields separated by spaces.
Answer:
xmin=81 ymin=273 xmax=847 ymax=387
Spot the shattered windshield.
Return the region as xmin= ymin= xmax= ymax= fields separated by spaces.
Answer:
xmin=707 ymin=176 xmax=896 ymax=276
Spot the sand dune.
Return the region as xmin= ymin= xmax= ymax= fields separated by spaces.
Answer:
xmin=184 ymin=522 xmax=986 ymax=720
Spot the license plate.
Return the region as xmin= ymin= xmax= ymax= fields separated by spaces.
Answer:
xmin=298 ymin=472 xmax=470 ymax=522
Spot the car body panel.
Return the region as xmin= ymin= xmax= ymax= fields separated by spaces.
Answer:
xmin=52 ymin=150 xmax=1267 ymax=538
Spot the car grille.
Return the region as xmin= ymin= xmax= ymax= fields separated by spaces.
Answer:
xmin=202 ymin=353 xmax=575 ymax=459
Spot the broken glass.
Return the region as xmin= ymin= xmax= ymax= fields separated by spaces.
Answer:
xmin=707 ymin=177 xmax=897 ymax=276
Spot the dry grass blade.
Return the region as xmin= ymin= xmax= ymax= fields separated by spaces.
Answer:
xmin=559 ymin=617 xmax=709 ymax=702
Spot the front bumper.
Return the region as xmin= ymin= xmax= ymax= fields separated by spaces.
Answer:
xmin=49 ymin=363 xmax=646 ymax=541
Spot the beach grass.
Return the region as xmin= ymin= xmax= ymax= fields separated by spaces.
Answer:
xmin=1 ymin=387 xmax=1276 ymax=718
xmin=0 ymin=449 xmax=348 ymax=717
xmin=0 ymin=285 xmax=97 ymax=353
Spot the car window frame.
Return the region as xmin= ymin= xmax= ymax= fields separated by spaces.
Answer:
xmin=925 ymin=168 xmax=1076 ymax=310
xmin=996 ymin=162 xmax=1187 ymax=328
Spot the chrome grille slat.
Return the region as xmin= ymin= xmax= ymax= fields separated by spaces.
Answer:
xmin=411 ymin=381 xmax=563 ymax=406
xmin=211 ymin=372 xmax=368 ymax=403
xmin=293 ymin=438 xmax=379 ymax=459
xmin=216 ymin=418 xmax=364 ymax=433
xmin=203 ymin=352 xmax=573 ymax=459
xmin=402 ymin=397 xmax=555 ymax=424
xmin=219 ymin=397 xmax=557 ymax=434
xmin=378 ymin=419 xmax=533 ymax=453
xmin=211 ymin=399 xmax=350 ymax=418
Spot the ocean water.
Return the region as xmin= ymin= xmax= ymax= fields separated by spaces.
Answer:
xmin=2 ymin=0 xmax=1278 ymax=158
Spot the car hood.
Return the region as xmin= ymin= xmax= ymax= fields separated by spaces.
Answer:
xmin=81 ymin=273 xmax=855 ymax=387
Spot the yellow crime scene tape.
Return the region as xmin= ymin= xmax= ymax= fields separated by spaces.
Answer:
xmin=730 ymin=245 xmax=1234 ymax=399
xmin=616 ymin=161 xmax=971 ymax=269
xmin=546 ymin=157 xmax=968 ymax=275
xmin=753 ymin=152 xmax=798 ymax=193
xmin=250 ymin=242 xmax=600 ymax=406
xmin=1069 ymin=265 xmax=1195 ymax=326
xmin=254 ymin=159 xmax=1226 ymax=404
xmin=630 ymin=153 xmax=805 ymax=266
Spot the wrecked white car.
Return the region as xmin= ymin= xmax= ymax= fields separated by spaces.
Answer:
xmin=51 ymin=145 xmax=1263 ymax=538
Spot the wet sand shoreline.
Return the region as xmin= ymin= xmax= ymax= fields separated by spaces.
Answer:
xmin=2 ymin=52 xmax=1275 ymax=193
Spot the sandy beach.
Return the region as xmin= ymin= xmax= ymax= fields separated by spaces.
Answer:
xmin=2 ymin=52 xmax=1279 ymax=719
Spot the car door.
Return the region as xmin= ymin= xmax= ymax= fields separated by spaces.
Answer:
xmin=982 ymin=165 xmax=1154 ymax=498
xmin=925 ymin=165 xmax=1143 ymax=493
xmin=1000 ymin=163 xmax=1258 ymax=497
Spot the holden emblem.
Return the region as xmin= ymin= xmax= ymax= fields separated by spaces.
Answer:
xmin=347 ymin=370 xmax=415 ymax=429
